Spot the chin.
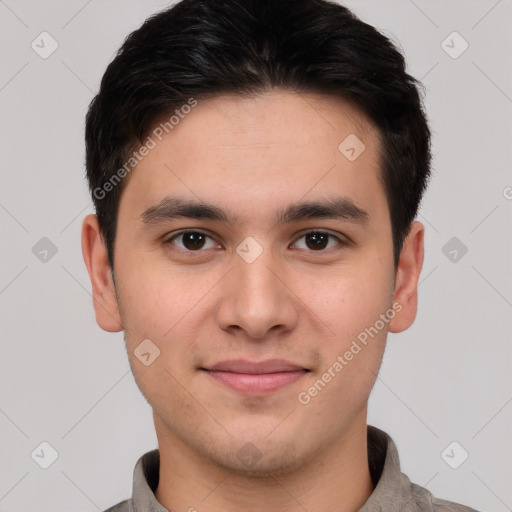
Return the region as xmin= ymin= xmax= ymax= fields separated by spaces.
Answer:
xmin=204 ymin=438 xmax=309 ymax=478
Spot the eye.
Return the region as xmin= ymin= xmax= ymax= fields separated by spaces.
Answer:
xmin=165 ymin=230 xmax=219 ymax=251
xmin=292 ymin=231 xmax=346 ymax=251
xmin=164 ymin=229 xmax=348 ymax=253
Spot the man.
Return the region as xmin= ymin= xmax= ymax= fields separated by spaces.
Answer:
xmin=81 ymin=0 xmax=479 ymax=510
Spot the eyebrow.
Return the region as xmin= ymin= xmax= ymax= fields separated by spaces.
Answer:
xmin=139 ymin=196 xmax=369 ymax=227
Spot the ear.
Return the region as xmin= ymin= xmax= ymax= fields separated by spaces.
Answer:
xmin=388 ymin=220 xmax=425 ymax=333
xmin=81 ymin=214 xmax=123 ymax=332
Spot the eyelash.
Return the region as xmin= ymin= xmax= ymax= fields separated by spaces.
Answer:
xmin=163 ymin=230 xmax=348 ymax=253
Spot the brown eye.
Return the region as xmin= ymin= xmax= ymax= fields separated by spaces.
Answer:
xmin=293 ymin=231 xmax=344 ymax=251
xmin=305 ymin=232 xmax=329 ymax=250
xmin=166 ymin=231 xmax=217 ymax=251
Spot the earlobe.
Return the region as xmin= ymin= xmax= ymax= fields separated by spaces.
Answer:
xmin=81 ymin=214 xmax=123 ymax=332
xmin=388 ymin=221 xmax=425 ymax=334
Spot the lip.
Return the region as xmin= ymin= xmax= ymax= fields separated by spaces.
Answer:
xmin=201 ymin=359 xmax=309 ymax=396
xmin=207 ymin=358 xmax=307 ymax=374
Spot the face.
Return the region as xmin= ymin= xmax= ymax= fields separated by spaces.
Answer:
xmin=83 ymin=90 xmax=424 ymax=476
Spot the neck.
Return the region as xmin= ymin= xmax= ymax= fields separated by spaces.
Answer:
xmin=154 ymin=412 xmax=374 ymax=512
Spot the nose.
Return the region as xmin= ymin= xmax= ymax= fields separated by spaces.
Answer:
xmin=216 ymin=247 xmax=299 ymax=340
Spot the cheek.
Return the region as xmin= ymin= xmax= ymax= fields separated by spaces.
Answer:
xmin=298 ymin=275 xmax=391 ymax=412
xmin=115 ymin=251 xmax=196 ymax=332
xmin=116 ymin=259 xmax=218 ymax=376
xmin=297 ymin=259 xmax=393 ymax=394
xmin=117 ymin=270 xmax=203 ymax=408
xmin=301 ymin=263 xmax=393 ymax=337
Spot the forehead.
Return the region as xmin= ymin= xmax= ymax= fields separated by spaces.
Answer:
xmin=170 ymin=90 xmax=378 ymax=156
xmin=119 ymin=90 xmax=386 ymax=224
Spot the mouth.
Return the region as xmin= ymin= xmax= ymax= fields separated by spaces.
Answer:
xmin=199 ymin=359 xmax=310 ymax=396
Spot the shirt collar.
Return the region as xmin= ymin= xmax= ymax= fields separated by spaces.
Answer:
xmin=128 ymin=425 xmax=410 ymax=512
xmin=131 ymin=449 xmax=168 ymax=512
xmin=359 ymin=425 xmax=414 ymax=512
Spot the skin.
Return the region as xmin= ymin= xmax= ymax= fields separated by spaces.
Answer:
xmin=82 ymin=90 xmax=424 ymax=512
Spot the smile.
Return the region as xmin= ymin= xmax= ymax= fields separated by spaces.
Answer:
xmin=201 ymin=369 xmax=309 ymax=395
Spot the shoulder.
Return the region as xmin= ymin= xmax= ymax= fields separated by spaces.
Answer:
xmin=411 ymin=482 xmax=481 ymax=512
xmin=102 ymin=499 xmax=131 ymax=512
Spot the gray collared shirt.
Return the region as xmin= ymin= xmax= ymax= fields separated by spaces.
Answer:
xmin=103 ymin=426 xmax=480 ymax=512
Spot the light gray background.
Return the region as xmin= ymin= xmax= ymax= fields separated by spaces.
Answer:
xmin=0 ymin=0 xmax=511 ymax=510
